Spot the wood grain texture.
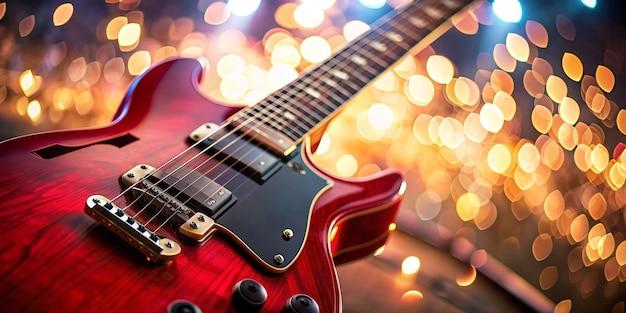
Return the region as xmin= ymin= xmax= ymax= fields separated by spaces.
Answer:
xmin=0 ymin=58 xmax=404 ymax=312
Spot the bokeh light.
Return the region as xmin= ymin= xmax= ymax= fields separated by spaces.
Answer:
xmin=401 ymin=256 xmax=421 ymax=275
xmin=294 ymin=3 xmax=325 ymax=29
xmin=228 ymin=0 xmax=261 ymax=17
xmin=359 ymin=0 xmax=386 ymax=9
xmin=2 ymin=1 xmax=626 ymax=312
xmin=53 ymin=3 xmax=74 ymax=26
xmin=492 ymin=0 xmax=522 ymax=23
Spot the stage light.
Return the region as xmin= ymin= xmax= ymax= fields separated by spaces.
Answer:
xmin=358 ymin=0 xmax=386 ymax=9
xmin=581 ymin=0 xmax=596 ymax=8
xmin=492 ymin=0 xmax=522 ymax=23
xmin=227 ymin=0 xmax=261 ymax=17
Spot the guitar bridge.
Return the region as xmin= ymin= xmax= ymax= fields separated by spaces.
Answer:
xmin=84 ymin=195 xmax=181 ymax=263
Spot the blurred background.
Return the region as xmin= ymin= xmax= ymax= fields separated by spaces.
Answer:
xmin=1 ymin=0 xmax=626 ymax=312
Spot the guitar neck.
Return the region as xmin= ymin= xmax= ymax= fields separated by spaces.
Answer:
xmin=234 ymin=0 xmax=474 ymax=148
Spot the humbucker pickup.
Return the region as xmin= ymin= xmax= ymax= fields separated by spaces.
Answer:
xmin=121 ymin=164 xmax=236 ymax=216
xmin=189 ymin=123 xmax=282 ymax=182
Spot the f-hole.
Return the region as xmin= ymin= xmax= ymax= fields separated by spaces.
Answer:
xmin=32 ymin=133 xmax=139 ymax=159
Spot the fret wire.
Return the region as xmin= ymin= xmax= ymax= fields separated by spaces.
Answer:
xmin=277 ymin=60 xmax=356 ymax=137
xmin=408 ymin=2 xmax=451 ymax=30
xmin=297 ymin=87 xmax=334 ymax=117
xmin=346 ymin=72 xmax=372 ymax=91
xmin=347 ymin=54 xmax=383 ymax=79
xmin=339 ymin=48 xmax=379 ymax=82
xmin=277 ymin=104 xmax=317 ymax=138
xmin=238 ymin=100 xmax=305 ymax=141
xmin=237 ymin=0 xmax=472 ymax=143
xmin=281 ymin=98 xmax=323 ymax=129
xmin=290 ymin=3 xmax=470 ymax=139
xmin=256 ymin=2 xmax=417 ymax=136
xmin=303 ymin=56 xmax=355 ymax=101
xmin=359 ymin=38 xmax=397 ymax=67
xmin=312 ymin=79 xmax=350 ymax=110
xmin=127 ymin=0 xmax=474 ymax=221
xmin=386 ymin=20 xmax=424 ymax=47
xmin=254 ymin=99 xmax=288 ymax=132
xmin=282 ymin=0 xmax=464 ymax=138
xmin=272 ymin=55 xmax=351 ymax=116
xmin=299 ymin=73 xmax=350 ymax=108
xmin=313 ymin=68 xmax=354 ymax=102
xmin=256 ymin=92 xmax=316 ymax=130
xmin=280 ymin=91 xmax=329 ymax=126
xmin=370 ymin=35 xmax=408 ymax=61
xmin=385 ymin=17 xmax=424 ymax=48
xmin=295 ymin=49 xmax=377 ymax=113
xmin=350 ymin=48 xmax=388 ymax=74
xmin=383 ymin=0 xmax=464 ymax=54
xmin=364 ymin=35 xmax=408 ymax=65
xmin=306 ymin=84 xmax=345 ymax=114
xmin=372 ymin=27 xmax=413 ymax=52
xmin=277 ymin=94 xmax=324 ymax=124
xmin=284 ymin=3 xmax=466 ymax=137
xmin=291 ymin=81 xmax=334 ymax=116
xmin=322 ymin=63 xmax=364 ymax=93
xmin=270 ymin=90 xmax=338 ymax=139
xmin=278 ymin=25 xmax=410 ymax=137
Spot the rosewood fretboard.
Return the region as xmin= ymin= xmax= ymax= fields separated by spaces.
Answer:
xmin=234 ymin=0 xmax=473 ymax=145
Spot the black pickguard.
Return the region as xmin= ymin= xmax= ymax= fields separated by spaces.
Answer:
xmin=214 ymin=146 xmax=328 ymax=272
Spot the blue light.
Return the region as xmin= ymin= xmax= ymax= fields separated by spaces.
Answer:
xmin=227 ymin=0 xmax=261 ymax=17
xmin=492 ymin=0 xmax=523 ymax=23
xmin=581 ymin=0 xmax=596 ymax=8
xmin=358 ymin=0 xmax=386 ymax=9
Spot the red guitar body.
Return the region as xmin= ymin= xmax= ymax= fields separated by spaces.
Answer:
xmin=0 ymin=58 xmax=404 ymax=312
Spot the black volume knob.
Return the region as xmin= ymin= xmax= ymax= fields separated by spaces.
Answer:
xmin=283 ymin=294 xmax=320 ymax=313
xmin=232 ymin=279 xmax=268 ymax=312
xmin=167 ymin=300 xmax=202 ymax=313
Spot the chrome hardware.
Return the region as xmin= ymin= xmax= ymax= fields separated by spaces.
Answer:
xmin=274 ymin=254 xmax=285 ymax=264
xmin=180 ymin=212 xmax=216 ymax=243
xmin=84 ymin=195 xmax=181 ymax=264
xmin=282 ymin=229 xmax=294 ymax=240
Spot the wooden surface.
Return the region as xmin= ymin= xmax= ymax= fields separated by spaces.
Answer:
xmin=0 ymin=58 xmax=404 ymax=312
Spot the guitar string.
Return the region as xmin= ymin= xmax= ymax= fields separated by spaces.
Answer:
xmin=148 ymin=42 xmax=390 ymax=226
xmin=123 ymin=0 xmax=460 ymax=232
xmin=113 ymin=47 xmax=360 ymax=215
xmin=114 ymin=0 xmax=464 ymax=233
xmin=123 ymin=0 xmax=458 ymax=231
xmin=140 ymin=40 xmax=387 ymax=231
xmin=142 ymin=37 xmax=392 ymax=232
xmin=127 ymin=35 xmax=397 ymax=230
xmin=145 ymin=0 xmax=467 ymax=232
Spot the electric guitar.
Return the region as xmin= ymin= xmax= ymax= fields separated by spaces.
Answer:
xmin=0 ymin=0 xmax=472 ymax=312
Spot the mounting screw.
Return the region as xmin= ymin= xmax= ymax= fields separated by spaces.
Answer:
xmin=92 ymin=198 xmax=100 ymax=204
xmin=140 ymin=164 xmax=147 ymax=170
xmin=197 ymin=214 xmax=206 ymax=222
xmin=126 ymin=172 xmax=135 ymax=178
xmin=165 ymin=241 xmax=174 ymax=248
xmin=190 ymin=222 xmax=199 ymax=229
xmin=282 ymin=228 xmax=294 ymax=240
xmin=217 ymin=190 xmax=225 ymax=196
xmin=274 ymin=254 xmax=285 ymax=265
